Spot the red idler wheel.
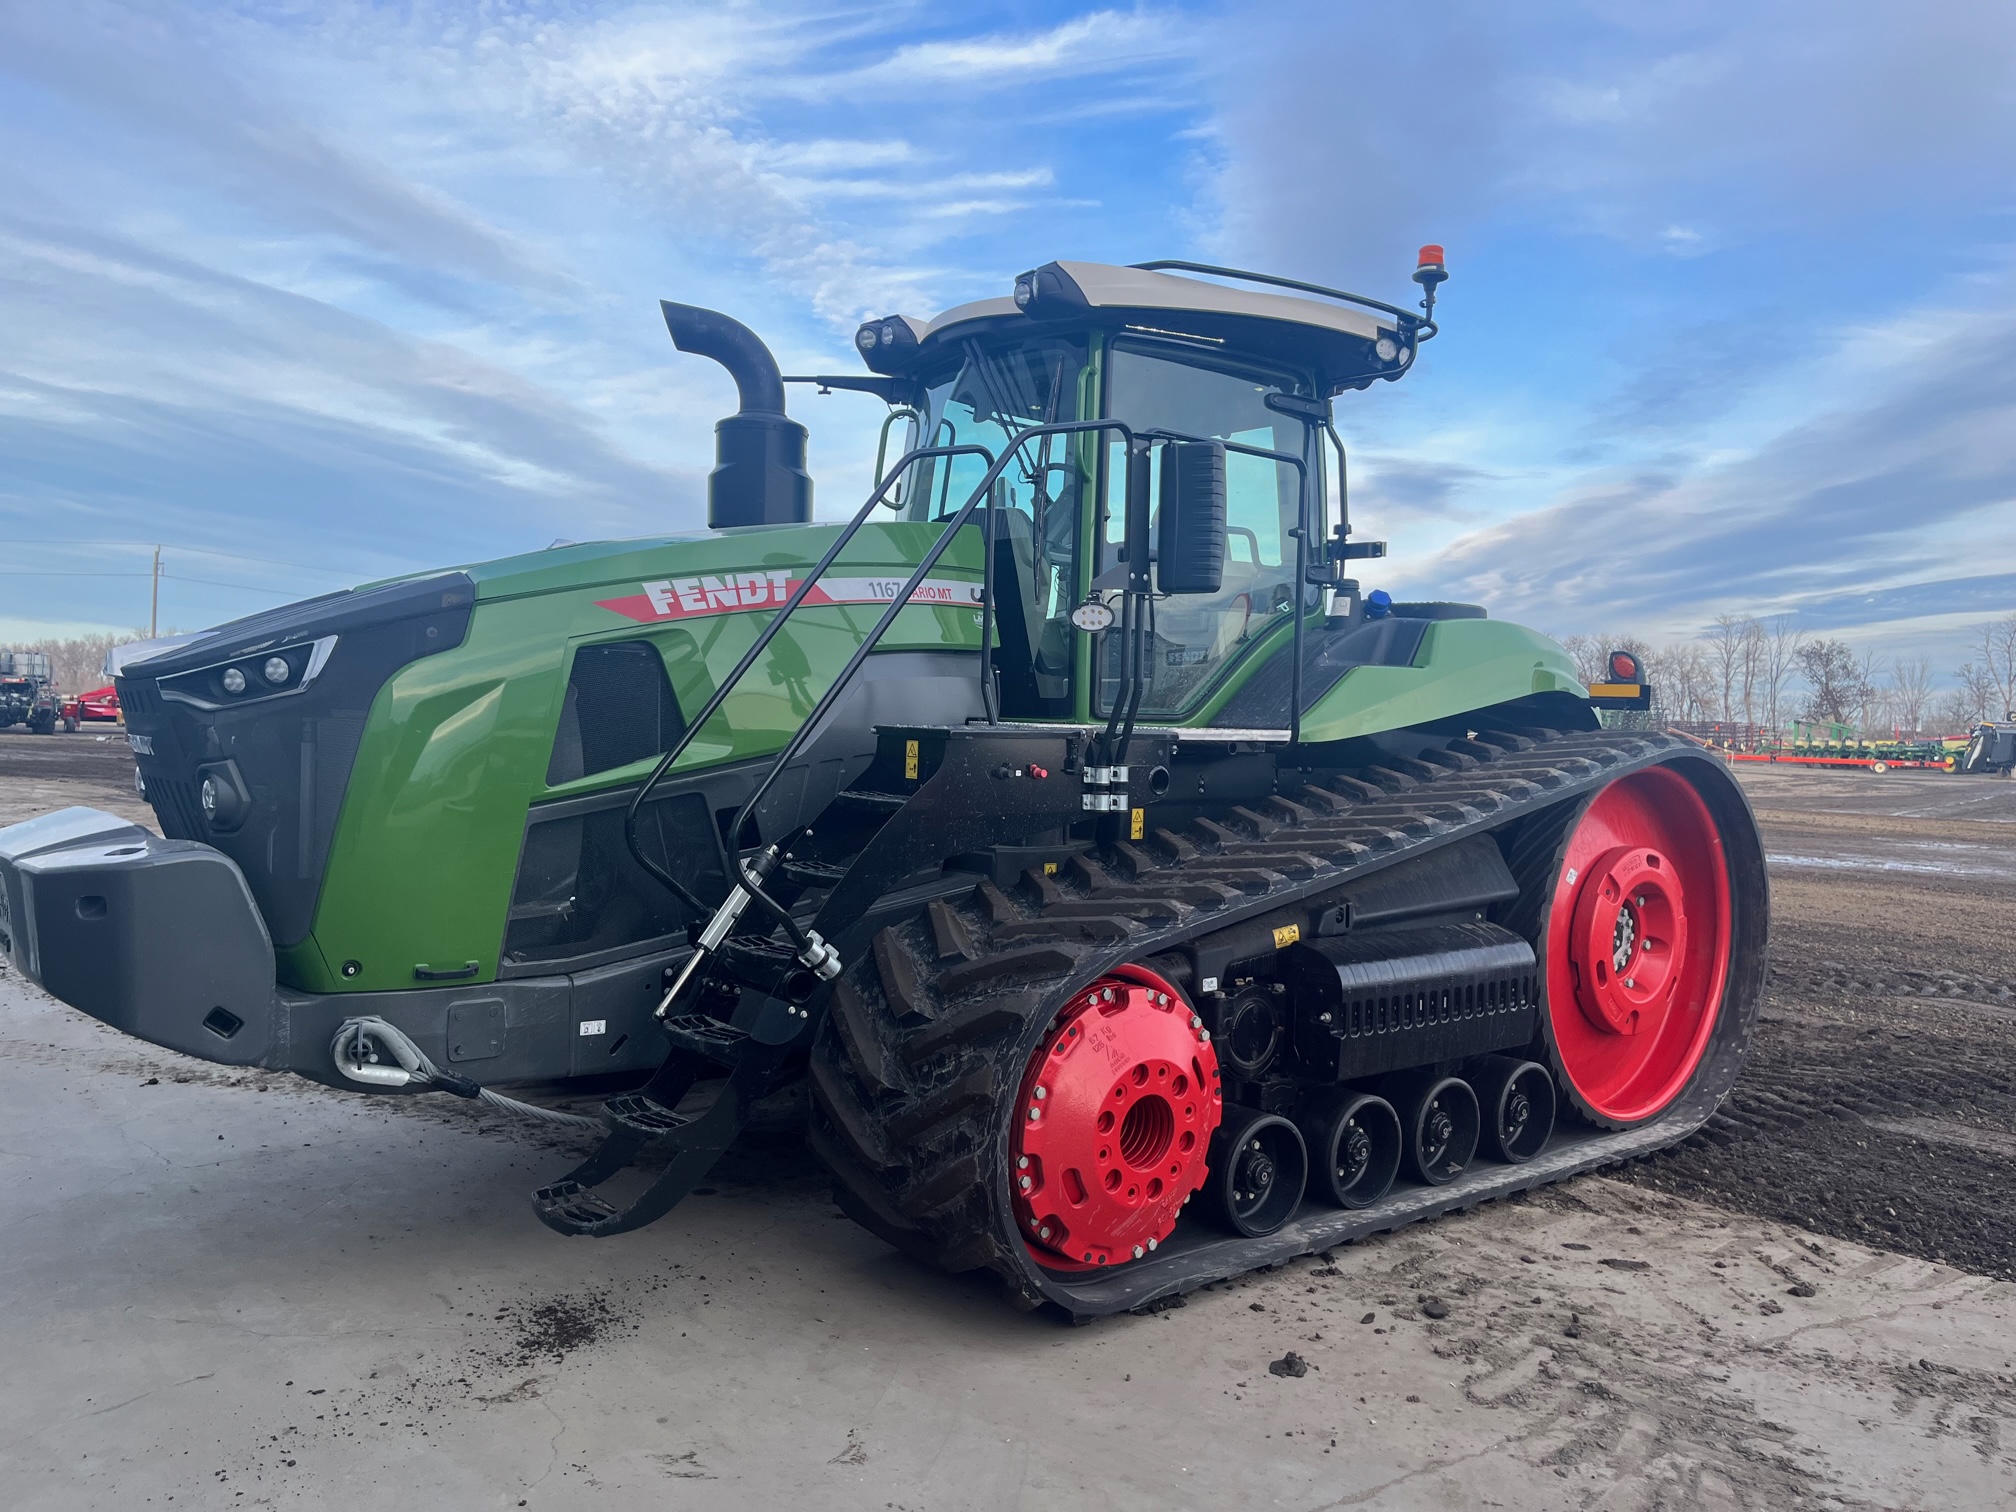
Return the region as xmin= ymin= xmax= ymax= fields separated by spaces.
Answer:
xmin=1012 ymin=964 xmax=1221 ymax=1269
xmin=1543 ymin=766 xmax=1734 ymax=1126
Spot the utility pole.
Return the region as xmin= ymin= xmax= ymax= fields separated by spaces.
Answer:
xmin=149 ymin=545 xmax=161 ymax=638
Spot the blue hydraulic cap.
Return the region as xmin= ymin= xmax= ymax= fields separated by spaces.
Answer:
xmin=1365 ymin=588 xmax=1392 ymax=619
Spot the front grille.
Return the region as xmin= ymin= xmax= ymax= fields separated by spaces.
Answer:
xmin=144 ymin=773 xmax=206 ymax=841
xmin=116 ymin=573 xmax=475 ymax=946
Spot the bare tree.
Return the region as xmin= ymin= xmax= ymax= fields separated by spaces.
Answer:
xmin=1854 ymin=646 xmax=1886 ymax=730
xmin=1708 ymin=614 xmax=1757 ymax=722
xmin=1739 ymin=619 xmax=1764 ymax=725
xmin=1978 ymin=613 xmax=2016 ymax=719
xmin=1887 ymin=654 xmax=1935 ymax=736
xmin=6 ymin=633 xmax=142 ymax=695
xmin=1952 ymin=659 xmax=2002 ymax=724
xmin=1759 ymin=617 xmax=1806 ymax=734
xmin=1796 ymin=639 xmax=1871 ymax=724
xmin=1556 ymin=634 xmax=1604 ymax=689
xmin=1657 ymin=642 xmax=1715 ymax=722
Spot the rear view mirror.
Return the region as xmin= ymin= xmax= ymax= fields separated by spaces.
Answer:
xmin=1156 ymin=440 xmax=1226 ymax=595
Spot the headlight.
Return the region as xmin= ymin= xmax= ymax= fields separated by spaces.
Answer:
xmin=157 ymin=635 xmax=338 ymax=710
xmin=1375 ymin=336 xmax=1400 ymax=363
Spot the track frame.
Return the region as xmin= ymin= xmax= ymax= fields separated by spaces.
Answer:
xmin=807 ymin=728 xmax=1769 ymax=1319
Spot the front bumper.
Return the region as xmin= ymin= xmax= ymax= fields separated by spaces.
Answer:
xmin=0 ymin=807 xmax=671 ymax=1085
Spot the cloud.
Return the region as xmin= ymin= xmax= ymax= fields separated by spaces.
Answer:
xmin=1401 ymin=294 xmax=2016 ymax=633
xmin=1349 ymin=456 xmax=1499 ymax=521
xmin=1782 ymin=575 xmax=2016 ymax=633
xmin=839 ymin=9 xmax=1187 ymax=86
xmin=1199 ymin=1 xmax=2016 ymax=280
xmin=0 ymin=1 xmax=554 ymax=294
xmin=0 ymin=210 xmax=697 ymax=628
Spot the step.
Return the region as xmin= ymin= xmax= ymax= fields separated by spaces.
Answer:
xmin=661 ymin=1013 xmax=751 ymax=1066
xmin=602 ymin=1093 xmax=694 ymax=1139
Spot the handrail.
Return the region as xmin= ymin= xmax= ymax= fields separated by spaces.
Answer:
xmin=723 ymin=419 xmax=1140 ymax=868
xmin=872 ymin=407 xmax=920 ymax=497
xmin=1129 ymin=430 xmax=1312 ymax=747
xmin=633 ymin=413 xmax=1320 ymax=965
xmin=622 ymin=442 xmax=997 ymax=925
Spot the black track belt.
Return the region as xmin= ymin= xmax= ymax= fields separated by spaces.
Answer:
xmin=806 ymin=728 xmax=1770 ymax=1319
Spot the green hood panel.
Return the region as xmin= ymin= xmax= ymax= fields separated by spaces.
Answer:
xmin=290 ymin=523 xmax=984 ymax=994
xmin=1298 ymin=619 xmax=1585 ymax=742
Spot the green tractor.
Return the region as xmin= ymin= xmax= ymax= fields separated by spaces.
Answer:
xmin=0 ymin=253 xmax=1767 ymax=1316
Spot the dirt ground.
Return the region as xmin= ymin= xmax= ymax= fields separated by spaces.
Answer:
xmin=2 ymin=730 xmax=2014 ymax=1510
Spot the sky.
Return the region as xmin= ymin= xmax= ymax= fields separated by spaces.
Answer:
xmin=2 ymin=0 xmax=2013 ymax=671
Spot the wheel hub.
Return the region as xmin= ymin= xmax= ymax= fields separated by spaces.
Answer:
xmin=1569 ymin=845 xmax=1689 ymax=1037
xmin=1422 ymin=1104 xmax=1454 ymax=1166
xmin=1013 ymin=967 xmax=1221 ymax=1269
xmin=1338 ymin=1121 xmax=1372 ymax=1182
xmin=1543 ymin=764 xmax=1736 ymax=1126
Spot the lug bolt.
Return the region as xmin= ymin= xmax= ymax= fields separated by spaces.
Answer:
xmin=1034 ymin=1086 xmax=1047 ymax=1100
xmin=1190 ymin=1015 xmax=1203 ymax=1029
xmin=1028 ymin=1107 xmax=1041 ymax=1121
xmin=1017 ymin=1155 xmax=1029 ymax=1169
xmin=1146 ymin=1237 xmax=1158 ymax=1251
xmin=1019 ymin=1176 xmax=1032 ymax=1190
xmin=1132 ymin=1245 xmax=1145 ymax=1259
xmin=1624 ymin=977 xmax=1636 ymax=989
xmin=1040 ymin=1226 xmax=1051 ymax=1240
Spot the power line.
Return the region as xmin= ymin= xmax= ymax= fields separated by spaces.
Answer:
xmin=159 ymin=574 xmax=305 ymax=595
xmin=0 ymin=540 xmax=367 ymax=577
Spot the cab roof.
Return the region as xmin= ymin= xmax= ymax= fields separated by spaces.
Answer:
xmin=857 ymin=260 xmax=1421 ymax=395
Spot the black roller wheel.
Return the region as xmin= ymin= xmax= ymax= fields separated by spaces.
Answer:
xmin=1468 ymin=1055 xmax=1556 ymax=1163
xmin=1201 ymin=1106 xmax=1306 ymax=1237
xmin=1296 ymin=1089 xmax=1401 ymax=1208
xmin=1387 ymin=1072 xmax=1480 ymax=1185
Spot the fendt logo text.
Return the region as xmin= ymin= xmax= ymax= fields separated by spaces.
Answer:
xmin=595 ymin=574 xmax=982 ymax=624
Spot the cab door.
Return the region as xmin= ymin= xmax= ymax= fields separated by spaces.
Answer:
xmin=1094 ymin=336 xmax=1320 ymax=721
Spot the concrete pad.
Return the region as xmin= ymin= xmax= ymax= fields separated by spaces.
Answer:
xmin=3 ymin=970 xmax=2011 ymax=1511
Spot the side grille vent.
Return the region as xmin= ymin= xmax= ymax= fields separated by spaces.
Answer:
xmin=547 ymin=641 xmax=685 ymax=786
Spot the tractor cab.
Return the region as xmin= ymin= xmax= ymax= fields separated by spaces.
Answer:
xmin=813 ymin=259 xmax=1438 ymax=725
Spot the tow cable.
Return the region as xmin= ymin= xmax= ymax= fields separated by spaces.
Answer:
xmin=331 ymin=1016 xmax=604 ymax=1131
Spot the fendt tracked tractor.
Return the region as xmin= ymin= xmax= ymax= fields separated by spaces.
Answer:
xmin=0 ymin=254 xmax=1768 ymax=1317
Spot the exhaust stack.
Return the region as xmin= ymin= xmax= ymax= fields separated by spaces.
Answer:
xmin=660 ymin=301 xmax=813 ymax=529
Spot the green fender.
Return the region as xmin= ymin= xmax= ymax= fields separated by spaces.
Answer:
xmin=1298 ymin=619 xmax=1587 ymax=742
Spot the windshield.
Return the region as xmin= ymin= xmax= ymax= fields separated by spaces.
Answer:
xmin=1098 ymin=339 xmax=1318 ymax=718
xmin=903 ymin=336 xmax=1088 ymax=714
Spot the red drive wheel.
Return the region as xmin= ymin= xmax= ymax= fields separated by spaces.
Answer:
xmin=1542 ymin=766 xmax=1734 ymax=1127
xmin=1013 ymin=964 xmax=1221 ymax=1270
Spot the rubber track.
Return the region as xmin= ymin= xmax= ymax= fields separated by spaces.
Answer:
xmin=808 ymin=728 xmax=1764 ymax=1318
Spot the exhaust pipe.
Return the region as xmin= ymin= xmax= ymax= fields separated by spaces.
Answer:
xmin=661 ymin=301 xmax=813 ymax=529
